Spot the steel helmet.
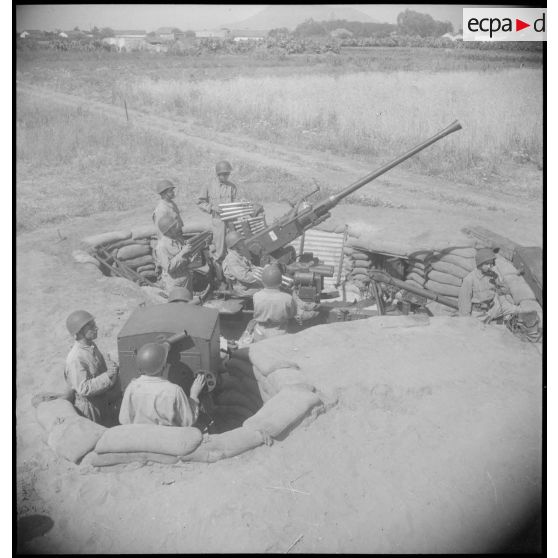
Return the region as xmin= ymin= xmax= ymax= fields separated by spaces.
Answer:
xmin=261 ymin=264 xmax=282 ymax=288
xmin=475 ymin=247 xmax=497 ymax=267
xmin=158 ymin=214 xmax=179 ymax=235
xmin=136 ymin=342 xmax=169 ymax=376
xmin=168 ymin=287 xmax=193 ymax=303
xmin=215 ymin=160 xmax=232 ymax=175
xmin=66 ymin=310 xmax=95 ymax=336
xmin=225 ymin=230 xmax=243 ymax=249
xmin=155 ymin=179 xmax=175 ymax=195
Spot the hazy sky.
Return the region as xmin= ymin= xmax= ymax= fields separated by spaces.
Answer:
xmin=16 ymin=4 xmax=470 ymax=33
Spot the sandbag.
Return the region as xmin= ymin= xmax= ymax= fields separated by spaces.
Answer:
xmin=352 ymin=266 xmax=371 ymax=276
xmin=121 ymin=254 xmax=154 ymax=269
xmin=352 ymin=260 xmax=371 ymax=269
xmin=439 ymin=253 xmax=475 ymax=271
xmin=427 ymin=270 xmax=463 ymax=287
xmin=266 ymin=368 xmax=315 ymax=395
xmin=443 ymin=247 xmax=476 ymax=258
xmin=406 ymin=272 xmax=425 ymax=285
xmin=519 ymin=299 xmax=543 ymax=319
xmin=131 ymin=225 xmax=158 ymax=240
xmin=495 ymin=256 xmax=521 ymax=278
xmin=95 ymin=424 xmax=202 ymax=456
xmin=407 ymin=267 xmax=426 ymax=277
xmin=215 ymin=389 xmax=260 ymax=414
xmin=505 ymin=275 xmax=536 ymax=303
xmin=351 ymin=252 xmax=370 ymax=261
xmin=72 ymin=250 xmax=100 ymax=268
xmin=243 ymin=387 xmax=323 ymax=438
xmin=343 ymin=246 xmax=354 ymax=256
xmin=108 ymin=238 xmax=152 ymax=252
xmin=404 ymin=279 xmax=425 ymax=291
xmin=407 ymin=261 xmax=426 ymax=271
xmin=429 ymin=260 xmax=470 ymax=279
xmin=136 ymin=263 xmax=156 ymax=273
xmin=48 ymin=416 xmax=107 ymax=464
xmin=83 ymin=451 xmax=179 ymax=467
xmin=182 ymin=427 xmax=264 ymax=463
xmin=424 ymin=280 xmax=461 ymax=298
xmin=81 ymin=231 xmax=132 ymax=249
xmin=117 ymin=243 xmax=152 ymax=260
xmin=36 ymin=399 xmax=78 ymax=432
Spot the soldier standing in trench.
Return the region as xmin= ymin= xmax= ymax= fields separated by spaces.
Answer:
xmin=64 ymin=310 xmax=121 ymax=426
xmin=153 ymin=179 xmax=184 ymax=238
xmin=196 ymin=161 xmax=238 ymax=286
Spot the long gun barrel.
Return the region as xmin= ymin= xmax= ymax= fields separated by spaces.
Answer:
xmin=244 ymin=121 xmax=462 ymax=261
xmin=369 ymin=269 xmax=459 ymax=310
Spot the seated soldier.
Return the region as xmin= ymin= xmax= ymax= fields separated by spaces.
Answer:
xmin=119 ymin=342 xmax=206 ymax=427
xmin=64 ymin=310 xmax=120 ymax=426
xmin=167 ymin=286 xmax=203 ymax=305
xmin=156 ymin=214 xmax=194 ymax=292
xmin=252 ymin=264 xmax=297 ymax=342
xmin=222 ymin=230 xmax=263 ymax=296
xmin=458 ymin=247 xmax=519 ymax=323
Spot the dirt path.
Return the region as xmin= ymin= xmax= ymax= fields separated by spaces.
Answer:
xmin=17 ymin=82 xmax=542 ymax=246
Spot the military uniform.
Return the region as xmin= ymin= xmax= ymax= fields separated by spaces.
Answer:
xmin=64 ymin=341 xmax=119 ymax=425
xmin=153 ymin=199 xmax=184 ymax=239
xmin=458 ymin=269 xmax=518 ymax=319
xmin=222 ymin=249 xmax=261 ymax=295
xmin=119 ymin=375 xmax=199 ymax=427
xmin=252 ymin=288 xmax=297 ymax=341
xmin=156 ymin=235 xmax=194 ymax=292
xmin=197 ymin=178 xmax=237 ymax=261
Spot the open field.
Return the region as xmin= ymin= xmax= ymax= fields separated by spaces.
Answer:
xmin=17 ymin=48 xmax=543 ymax=183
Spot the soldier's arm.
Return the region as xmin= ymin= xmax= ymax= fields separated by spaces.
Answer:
xmin=118 ymin=386 xmax=133 ymax=424
xmin=174 ymin=387 xmax=199 ymax=426
xmin=196 ymin=183 xmax=213 ymax=214
xmin=66 ymin=357 xmax=112 ymax=397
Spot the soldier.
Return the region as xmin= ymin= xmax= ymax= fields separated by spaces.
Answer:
xmin=167 ymin=286 xmax=203 ymax=305
xmin=119 ymin=342 xmax=206 ymax=427
xmin=458 ymin=247 xmax=519 ymax=323
xmin=197 ymin=160 xmax=238 ymax=263
xmin=156 ymin=214 xmax=194 ymax=292
xmin=153 ymin=179 xmax=184 ymax=239
xmin=64 ymin=310 xmax=121 ymax=426
xmin=252 ymin=264 xmax=297 ymax=342
xmin=222 ymin=230 xmax=263 ymax=296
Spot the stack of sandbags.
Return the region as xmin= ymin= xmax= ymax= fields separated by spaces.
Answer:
xmin=35 ymin=398 xmax=107 ymax=464
xmin=343 ymin=246 xmax=372 ymax=289
xmin=405 ymin=251 xmax=432 ymax=290
xmin=422 ymin=247 xmax=476 ymax=301
xmin=495 ymin=255 xmax=542 ymax=321
xmin=111 ymin=240 xmax=157 ymax=280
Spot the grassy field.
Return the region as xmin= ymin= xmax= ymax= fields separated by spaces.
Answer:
xmin=15 ymin=93 xmax=307 ymax=233
xmin=16 ymin=47 xmax=543 ymax=232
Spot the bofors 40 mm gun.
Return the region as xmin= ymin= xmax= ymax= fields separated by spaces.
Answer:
xmin=243 ymin=120 xmax=462 ymax=266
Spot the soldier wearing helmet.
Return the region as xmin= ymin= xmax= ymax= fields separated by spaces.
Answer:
xmin=156 ymin=214 xmax=195 ymax=292
xmin=221 ymin=230 xmax=262 ymax=296
xmin=251 ymin=264 xmax=296 ymax=342
xmin=458 ymin=247 xmax=519 ymax=322
xmin=64 ymin=310 xmax=121 ymax=425
xmin=152 ymin=179 xmax=184 ymax=240
xmin=119 ymin=342 xmax=206 ymax=427
xmin=196 ymin=160 xmax=238 ymax=264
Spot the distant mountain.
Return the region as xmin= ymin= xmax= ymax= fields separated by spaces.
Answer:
xmin=225 ymin=5 xmax=377 ymax=31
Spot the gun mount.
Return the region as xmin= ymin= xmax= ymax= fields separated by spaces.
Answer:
xmin=244 ymin=121 xmax=462 ymax=265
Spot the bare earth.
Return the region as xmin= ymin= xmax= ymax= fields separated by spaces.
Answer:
xmin=16 ymin=85 xmax=543 ymax=553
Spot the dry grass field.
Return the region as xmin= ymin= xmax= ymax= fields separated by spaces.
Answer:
xmin=16 ymin=47 xmax=543 ymax=233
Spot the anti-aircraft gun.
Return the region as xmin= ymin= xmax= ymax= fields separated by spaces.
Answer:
xmin=243 ymin=120 xmax=462 ymax=267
